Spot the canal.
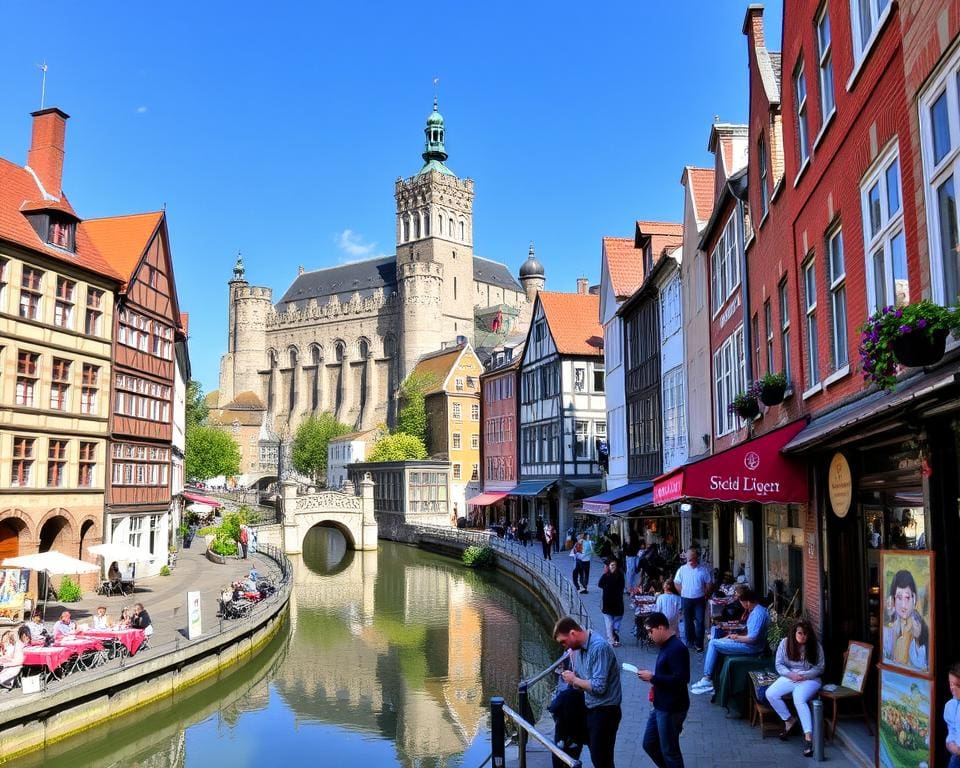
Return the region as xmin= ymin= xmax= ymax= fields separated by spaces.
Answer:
xmin=8 ymin=528 xmax=558 ymax=767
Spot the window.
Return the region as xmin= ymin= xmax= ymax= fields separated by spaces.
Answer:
xmin=764 ymin=299 xmax=775 ymax=374
xmin=452 ymin=402 xmax=462 ymax=420
xmin=453 ymin=463 xmax=462 ymax=480
xmin=471 ymin=433 xmax=479 ymax=449
xmin=850 ymin=0 xmax=891 ymax=61
xmin=471 ymin=464 xmax=479 ymax=481
xmin=713 ymin=326 xmax=746 ymax=436
xmin=19 ymin=267 xmax=42 ymax=320
xmin=47 ymin=218 xmax=75 ymax=250
xmin=817 ymin=5 xmax=835 ymax=122
xmin=779 ymin=279 xmax=792 ymax=384
xmin=0 ymin=258 xmax=7 ymax=310
xmin=16 ymin=351 xmax=39 ymax=407
xmin=861 ymin=144 xmax=907 ymax=310
xmin=804 ymin=259 xmax=820 ymax=386
xmin=593 ymin=367 xmax=605 ymax=392
xmin=752 ymin=313 xmax=761 ymax=379
xmin=47 ymin=439 xmax=67 ymax=487
xmin=660 ymin=275 xmax=682 ymax=336
xmin=534 ymin=321 xmax=545 ymax=344
xmin=50 ymin=357 xmax=71 ymax=410
xmin=85 ymin=288 xmax=103 ymax=336
xmin=12 ymin=437 xmax=35 ymax=486
xmin=695 ymin=252 xmax=706 ymax=311
xmin=575 ymin=420 xmax=590 ymax=459
xmin=919 ymin=48 xmax=960 ymax=305
xmin=81 ymin=364 xmax=99 ymax=415
xmin=574 ymin=366 xmax=586 ymax=392
xmin=710 ymin=215 xmax=740 ymax=314
xmin=795 ymin=62 xmax=810 ymax=167
xmin=662 ymin=364 xmax=687 ymax=458
xmin=455 ymin=377 xmax=464 ymax=391
xmin=827 ymin=229 xmax=848 ymax=369
xmin=758 ymin=134 xmax=769 ymax=218
xmin=78 ymin=441 xmax=96 ymax=487
xmin=470 ymin=402 xmax=480 ymax=421
xmin=54 ymin=277 xmax=75 ymax=329
xmin=129 ymin=516 xmax=143 ymax=549
xmin=452 ymin=432 xmax=461 ymax=449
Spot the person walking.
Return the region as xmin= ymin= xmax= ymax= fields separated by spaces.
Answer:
xmin=577 ymin=533 xmax=595 ymax=593
xmin=673 ymin=548 xmax=712 ymax=652
xmin=598 ymin=559 xmax=625 ymax=646
xmin=553 ymin=616 xmax=622 ymax=768
xmin=637 ymin=611 xmax=690 ymax=768
xmin=623 ymin=535 xmax=641 ymax=592
xmin=542 ymin=522 xmax=555 ymax=560
xmin=239 ymin=525 xmax=249 ymax=559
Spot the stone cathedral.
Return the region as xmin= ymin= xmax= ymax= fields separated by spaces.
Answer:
xmin=216 ymin=100 xmax=547 ymax=434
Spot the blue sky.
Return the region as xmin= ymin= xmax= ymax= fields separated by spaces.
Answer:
xmin=0 ymin=2 xmax=782 ymax=393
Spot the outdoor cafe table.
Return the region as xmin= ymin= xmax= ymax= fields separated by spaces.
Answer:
xmin=23 ymin=637 xmax=103 ymax=676
xmin=80 ymin=627 xmax=146 ymax=656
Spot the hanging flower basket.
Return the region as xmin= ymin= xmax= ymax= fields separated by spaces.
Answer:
xmin=729 ymin=392 xmax=760 ymax=421
xmin=757 ymin=372 xmax=788 ymax=406
xmin=860 ymin=301 xmax=958 ymax=390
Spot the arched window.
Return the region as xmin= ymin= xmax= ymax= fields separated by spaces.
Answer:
xmin=268 ymin=350 xmax=278 ymax=369
xmin=310 ymin=345 xmax=322 ymax=410
xmin=403 ymin=218 xmax=410 ymax=242
xmin=438 ymin=214 xmax=444 ymax=235
xmin=414 ymin=214 xmax=421 ymax=239
xmin=460 ymin=220 xmax=465 ymax=241
xmin=449 ymin=217 xmax=455 ymax=236
xmin=288 ymin=347 xmax=298 ymax=368
xmin=423 ymin=211 xmax=430 ymax=237
xmin=335 ymin=341 xmax=345 ymax=362
xmin=311 ymin=345 xmax=322 ymax=366
xmin=358 ymin=338 xmax=370 ymax=359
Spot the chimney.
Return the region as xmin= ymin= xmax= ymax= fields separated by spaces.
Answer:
xmin=742 ymin=5 xmax=765 ymax=49
xmin=26 ymin=108 xmax=70 ymax=200
xmin=576 ymin=277 xmax=588 ymax=295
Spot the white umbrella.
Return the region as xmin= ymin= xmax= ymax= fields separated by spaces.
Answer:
xmin=187 ymin=502 xmax=214 ymax=514
xmin=3 ymin=551 xmax=100 ymax=619
xmin=87 ymin=542 xmax=156 ymax=564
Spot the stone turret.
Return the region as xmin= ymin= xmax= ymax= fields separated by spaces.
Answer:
xmin=220 ymin=254 xmax=272 ymax=404
xmin=398 ymin=259 xmax=443 ymax=378
xmin=519 ymin=242 xmax=545 ymax=303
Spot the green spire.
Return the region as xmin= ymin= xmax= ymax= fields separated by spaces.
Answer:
xmin=232 ymin=251 xmax=245 ymax=281
xmin=418 ymin=98 xmax=454 ymax=176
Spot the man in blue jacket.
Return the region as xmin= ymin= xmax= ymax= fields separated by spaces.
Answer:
xmin=637 ymin=611 xmax=690 ymax=768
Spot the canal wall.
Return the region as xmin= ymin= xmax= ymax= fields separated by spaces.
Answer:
xmin=0 ymin=546 xmax=293 ymax=763
xmin=377 ymin=514 xmax=589 ymax=630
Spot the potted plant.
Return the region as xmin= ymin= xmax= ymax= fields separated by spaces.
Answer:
xmin=756 ymin=371 xmax=788 ymax=406
xmin=178 ymin=523 xmax=192 ymax=549
xmin=859 ymin=301 xmax=957 ymax=390
xmin=729 ymin=390 xmax=760 ymax=421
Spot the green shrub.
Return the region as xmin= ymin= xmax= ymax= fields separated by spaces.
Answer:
xmin=462 ymin=546 xmax=495 ymax=569
xmin=58 ymin=575 xmax=82 ymax=602
xmin=159 ymin=565 xmax=171 ymax=576
xmin=197 ymin=526 xmax=218 ymax=536
xmin=211 ymin=535 xmax=237 ymax=557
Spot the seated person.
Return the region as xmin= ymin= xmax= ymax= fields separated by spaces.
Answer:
xmin=221 ymin=586 xmax=234 ymax=605
xmin=53 ymin=610 xmax=77 ymax=641
xmin=690 ymin=588 xmax=770 ymax=695
xmin=130 ymin=603 xmax=152 ymax=636
xmin=27 ymin=612 xmax=47 ymax=642
xmin=108 ymin=561 xmax=122 ymax=588
xmin=0 ymin=627 xmax=28 ymax=689
xmin=248 ymin=566 xmax=260 ymax=582
xmin=766 ymin=620 xmax=824 ymax=757
xmin=92 ymin=606 xmax=112 ymax=630
xmin=117 ymin=606 xmax=132 ymax=629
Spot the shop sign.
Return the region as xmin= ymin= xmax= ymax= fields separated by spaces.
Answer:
xmin=827 ymin=452 xmax=852 ymax=518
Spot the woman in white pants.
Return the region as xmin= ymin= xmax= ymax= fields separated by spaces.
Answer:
xmin=766 ymin=619 xmax=825 ymax=757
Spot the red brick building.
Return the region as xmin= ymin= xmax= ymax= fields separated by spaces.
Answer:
xmin=474 ymin=351 xmax=522 ymax=527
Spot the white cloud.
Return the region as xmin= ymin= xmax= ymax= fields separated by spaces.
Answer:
xmin=135 ymin=106 xmax=148 ymax=114
xmin=336 ymin=229 xmax=383 ymax=260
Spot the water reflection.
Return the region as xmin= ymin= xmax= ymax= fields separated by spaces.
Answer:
xmin=5 ymin=529 xmax=555 ymax=768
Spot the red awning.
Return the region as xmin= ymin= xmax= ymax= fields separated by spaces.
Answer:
xmin=182 ymin=491 xmax=223 ymax=508
xmin=653 ymin=420 xmax=809 ymax=506
xmin=468 ymin=492 xmax=510 ymax=507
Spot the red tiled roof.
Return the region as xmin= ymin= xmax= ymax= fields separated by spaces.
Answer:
xmin=0 ymin=158 xmax=121 ymax=281
xmin=635 ymin=220 xmax=683 ymax=262
xmin=19 ymin=198 xmax=78 ymax=216
xmin=537 ymin=292 xmax=603 ymax=357
xmin=635 ymin=220 xmax=684 ymax=237
xmin=180 ymin=311 xmax=189 ymax=335
xmin=686 ymin=167 xmax=715 ymax=224
xmin=602 ymin=236 xmax=642 ymax=300
xmin=81 ymin=211 xmax=164 ymax=281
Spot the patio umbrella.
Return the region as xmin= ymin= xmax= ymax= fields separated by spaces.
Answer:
xmin=3 ymin=551 xmax=100 ymax=620
xmin=187 ymin=502 xmax=214 ymax=515
xmin=87 ymin=542 xmax=156 ymax=564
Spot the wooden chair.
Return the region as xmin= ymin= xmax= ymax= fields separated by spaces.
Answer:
xmin=819 ymin=640 xmax=873 ymax=739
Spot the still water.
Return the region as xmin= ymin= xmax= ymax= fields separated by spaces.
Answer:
xmin=10 ymin=528 xmax=557 ymax=767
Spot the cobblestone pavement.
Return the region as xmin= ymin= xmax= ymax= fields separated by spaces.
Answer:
xmin=513 ymin=549 xmax=863 ymax=768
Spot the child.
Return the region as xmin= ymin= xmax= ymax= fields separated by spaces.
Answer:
xmin=946 ymin=662 xmax=960 ymax=768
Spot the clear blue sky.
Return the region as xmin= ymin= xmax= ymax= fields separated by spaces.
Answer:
xmin=0 ymin=2 xmax=782 ymax=394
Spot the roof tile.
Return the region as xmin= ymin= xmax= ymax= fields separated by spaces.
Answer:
xmin=81 ymin=211 xmax=164 ymax=281
xmin=602 ymin=236 xmax=642 ymax=300
xmin=537 ymin=292 xmax=603 ymax=357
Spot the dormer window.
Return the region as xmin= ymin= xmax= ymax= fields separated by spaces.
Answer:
xmin=48 ymin=217 xmax=76 ymax=251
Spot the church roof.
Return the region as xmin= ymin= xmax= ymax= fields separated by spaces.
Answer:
xmin=277 ymin=256 xmax=397 ymax=309
xmin=474 ymin=256 xmax=521 ymax=291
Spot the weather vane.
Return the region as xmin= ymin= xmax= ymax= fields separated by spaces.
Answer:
xmin=37 ymin=62 xmax=48 ymax=109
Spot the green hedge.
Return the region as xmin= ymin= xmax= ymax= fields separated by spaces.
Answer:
xmin=462 ymin=546 xmax=495 ymax=569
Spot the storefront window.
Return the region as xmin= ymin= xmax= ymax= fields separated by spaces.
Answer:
xmin=765 ymin=505 xmax=804 ymax=612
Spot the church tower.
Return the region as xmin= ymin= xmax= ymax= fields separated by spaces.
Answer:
xmin=219 ymin=254 xmax=271 ymax=406
xmin=397 ymin=99 xmax=475 ymax=377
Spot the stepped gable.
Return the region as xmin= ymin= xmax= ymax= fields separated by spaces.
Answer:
xmin=277 ymin=256 xmax=397 ymax=310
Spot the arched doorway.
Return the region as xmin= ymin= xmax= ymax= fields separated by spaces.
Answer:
xmin=38 ymin=513 xmax=72 ymax=600
xmin=0 ymin=518 xmax=24 ymax=562
xmin=79 ymin=519 xmax=96 ymax=564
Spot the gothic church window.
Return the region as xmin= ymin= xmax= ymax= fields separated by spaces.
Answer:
xmin=414 ymin=215 xmax=421 ymax=239
xmin=335 ymin=341 xmax=345 ymax=362
xmin=423 ymin=212 xmax=430 ymax=237
xmin=403 ymin=217 xmax=410 ymax=242
xmin=358 ymin=338 xmax=370 ymax=359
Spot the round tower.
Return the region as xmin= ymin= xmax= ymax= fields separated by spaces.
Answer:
xmin=399 ymin=259 xmax=443 ymax=378
xmin=519 ymin=242 xmax=545 ymax=302
xmin=220 ymin=254 xmax=272 ymax=404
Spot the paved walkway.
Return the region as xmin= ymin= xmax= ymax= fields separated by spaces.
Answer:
xmin=517 ymin=550 xmax=863 ymax=767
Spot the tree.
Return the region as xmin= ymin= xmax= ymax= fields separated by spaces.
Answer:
xmin=290 ymin=413 xmax=352 ymax=484
xmin=396 ymin=372 xmax=437 ymax=444
xmin=185 ymin=380 xmax=209 ymax=431
xmin=186 ymin=425 xmax=241 ymax=480
xmin=367 ymin=433 xmax=428 ymax=462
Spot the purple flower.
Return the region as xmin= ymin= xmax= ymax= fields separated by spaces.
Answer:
xmin=895 ymin=308 xmax=903 ymax=319
xmin=917 ymin=318 xmax=928 ymax=329
xmin=899 ymin=324 xmax=912 ymax=334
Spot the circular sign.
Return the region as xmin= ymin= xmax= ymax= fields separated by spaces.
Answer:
xmin=828 ymin=452 xmax=852 ymax=518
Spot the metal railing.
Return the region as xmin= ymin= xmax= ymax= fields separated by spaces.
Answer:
xmin=489 ymin=696 xmax=581 ymax=768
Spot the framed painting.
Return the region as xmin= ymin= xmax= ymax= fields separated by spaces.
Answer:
xmin=880 ymin=550 xmax=933 ymax=677
xmin=878 ymin=666 xmax=934 ymax=768
xmin=840 ymin=640 xmax=873 ymax=693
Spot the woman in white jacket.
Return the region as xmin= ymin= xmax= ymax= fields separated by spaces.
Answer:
xmin=0 ymin=626 xmax=29 ymax=689
xmin=766 ymin=619 xmax=825 ymax=757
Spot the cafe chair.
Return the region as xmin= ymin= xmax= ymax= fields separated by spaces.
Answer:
xmin=819 ymin=641 xmax=874 ymax=739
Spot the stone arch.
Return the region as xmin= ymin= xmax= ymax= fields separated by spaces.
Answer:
xmin=422 ymin=209 xmax=430 ymax=237
xmin=437 ymin=210 xmax=444 ymax=235
xmin=449 ymin=216 xmax=455 ymax=236
xmin=413 ymin=213 xmax=421 ymax=239
xmin=77 ymin=515 xmax=99 ymax=562
xmin=357 ymin=337 xmax=371 ymax=359
xmin=459 ymin=217 xmax=466 ymax=241
xmin=37 ymin=507 xmax=77 ymax=548
xmin=0 ymin=511 xmax=31 ymax=562
xmin=334 ymin=339 xmax=346 ymax=362
xmin=310 ymin=344 xmax=323 ymax=365
xmin=402 ymin=216 xmax=411 ymax=242
xmin=0 ymin=508 xmax=35 ymax=543
xmin=301 ymin=521 xmax=357 ymax=573
xmin=267 ymin=349 xmax=279 ymax=368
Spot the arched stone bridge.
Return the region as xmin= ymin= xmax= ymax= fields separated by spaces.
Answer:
xmin=280 ymin=474 xmax=378 ymax=554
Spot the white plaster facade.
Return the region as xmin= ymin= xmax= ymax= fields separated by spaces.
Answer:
xmin=327 ymin=430 xmax=377 ymax=490
xmin=598 ymin=251 xmax=628 ymax=490
xmin=656 ymin=248 xmax=688 ymax=473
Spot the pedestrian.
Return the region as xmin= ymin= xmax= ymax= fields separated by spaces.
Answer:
xmin=576 ymin=533 xmax=595 ymax=593
xmin=598 ymin=559 xmax=625 ymax=646
xmin=239 ymin=524 xmax=249 ymax=559
xmin=673 ymin=548 xmax=712 ymax=652
xmin=623 ymin=535 xmax=641 ymax=592
xmin=637 ymin=611 xmax=690 ymax=768
xmin=542 ymin=522 xmax=555 ymax=560
xmin=553 ymin=616 xmax=622 ymax=768
xmin=945 ymin=662 xmax=960 ymax=768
